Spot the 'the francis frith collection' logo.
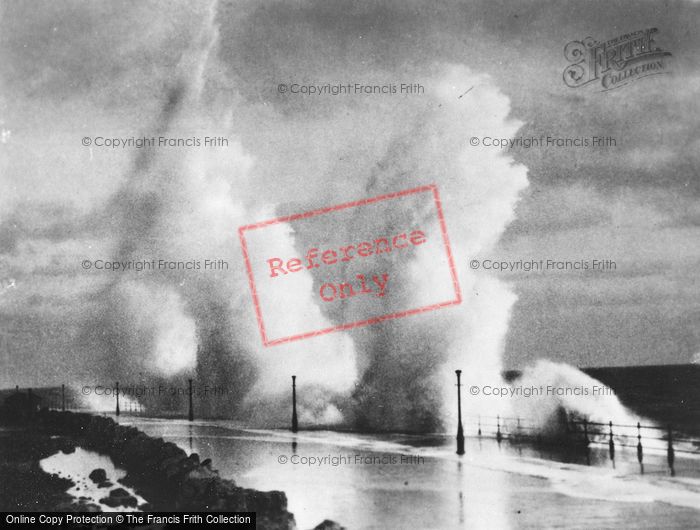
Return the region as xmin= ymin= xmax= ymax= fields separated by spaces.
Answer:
xmin=563 ymin=28 xmax=671 ymax=91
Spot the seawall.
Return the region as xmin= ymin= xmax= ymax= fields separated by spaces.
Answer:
xmin=35 ymin=410 xmax=295 ymax=529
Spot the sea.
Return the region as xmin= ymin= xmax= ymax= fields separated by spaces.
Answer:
xmin=31 ymin=364 xmax=700 ymax=529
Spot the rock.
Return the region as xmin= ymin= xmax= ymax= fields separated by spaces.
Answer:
xmin=244 ymin=489 xmax=287 ymax=513
xmin=37 ymin=411 xmax=298 ymax=526
xmin=158 ymin=455 xmax=184 ymax=474
xmin=99 ymin=497 xmax=120 ymax=508
xmin=88 ymin=468 xmax=107 ymax=483
xmin=184 ymin=465 xmax=218 ymax=480
xmin=59 ymin=440 xmax=76 ymax=454
xmin=312 ymin=520 xmax=346 ymax=530
xmin=54 ymin=501 xmax=77 ymax=511
xmin=100 ymin=496 xmax=138 ymax=508
xmin=100 ymin=487 xmax=138 ymax=508
xmin=109 ymin=487 xmax=129 ymax=497
xmin=73 ymin=499 xmax=102 ymax=512
xmin=161 ymin=442 xmax=186 ymax=460
xmin=170 ymin=457 xmax=197 ymax=479
xmin=97 ymin=480 xmax=113 ymax=488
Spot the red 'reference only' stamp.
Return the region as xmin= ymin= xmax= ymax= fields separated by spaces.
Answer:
xmin=238 ymin=184 xmax=461 ymax=346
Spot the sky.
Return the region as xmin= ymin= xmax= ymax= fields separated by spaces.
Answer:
xmin=0 ymin=0 xmax=699 ymax=393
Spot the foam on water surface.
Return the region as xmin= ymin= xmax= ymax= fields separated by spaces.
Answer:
xmin=40 ymin=447 xmax=147 ymax=512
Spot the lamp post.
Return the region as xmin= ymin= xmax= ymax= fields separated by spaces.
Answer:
xmin=291 ymin=375 xmax=298 ymax=433
xmin=188 ymin=378 xmax=194 ymax=421
xmin=456 ymin=370 xmax=465 ymax=455
xmin=115 ymin=382 xmax=120 ymax=417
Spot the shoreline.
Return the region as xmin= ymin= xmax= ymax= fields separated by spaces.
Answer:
xmin=0 ymin=426 xmax=77 ymax=511
xmin=0 ymin=410 xmax=344 ymax=530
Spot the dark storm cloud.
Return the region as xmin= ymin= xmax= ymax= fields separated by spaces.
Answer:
xmin=216 ymin=0 xmax=700 ymax=196
xmin=3 ymin=0 xmax=697 ymax=202
xmin=1 ymin=0 xmax=699 ymax=390
xmin=0 ymin=0 xmax=205 ymax=103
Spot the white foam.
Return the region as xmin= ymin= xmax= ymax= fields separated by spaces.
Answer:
xmin=40 ymin=447 xmax=147 ymax=511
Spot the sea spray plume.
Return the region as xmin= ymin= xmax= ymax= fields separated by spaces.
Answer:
xmin=511 ymin=360 xmax=647 ymax=437
xmin=85 ymin=0 xmax=360 ymax=420
xmin=85 ymin=1 xmax=258 ymax=416
xmin=241 ymin=383 xmax=349 ymax=428
xmin=393 ymin=68 xmax=647 ymax=436
xmin=237 ymin=206 xmax=359 ymax=426
xmin=282 ymin=65 xmax=529 ymax=432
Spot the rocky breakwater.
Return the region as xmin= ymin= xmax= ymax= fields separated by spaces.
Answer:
xmin=36 ymin=410 xmax=295 ymax=529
